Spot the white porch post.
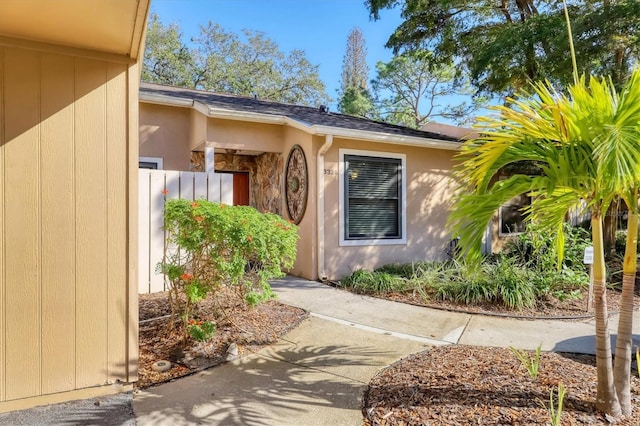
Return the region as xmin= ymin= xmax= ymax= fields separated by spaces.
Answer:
xmin=205 ymin=145 xmax=215 ymax=173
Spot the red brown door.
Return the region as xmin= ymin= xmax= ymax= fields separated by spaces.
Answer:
xmin=233 ymin=172 xmax=250 ymax=206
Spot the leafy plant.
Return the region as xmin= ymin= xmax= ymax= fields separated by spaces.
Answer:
xmin=509 ymin=345 xmax=542 ymax=379
xmin=492 ymin=257 xmax=537 ymax=310
xmin=341 ymin=268 xmax=407 ymax=294
xmin=160 ymin=199 xmax=298 ymax=341
xmin=549 ymin=382 xmax=567 ymax=426
xmin=187 ymin=319 xmax=217 ymax=342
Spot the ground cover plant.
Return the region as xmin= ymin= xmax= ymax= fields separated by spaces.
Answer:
xmin=341 ymin=224 xmax=595 ymax=314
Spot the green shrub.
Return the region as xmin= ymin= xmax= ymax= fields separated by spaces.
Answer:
xmin=504 ymin=222 xmax=591 ymax=271
xmin=492 ymin=258 xmax=537 ymax=310
xmin=341 ymin=269 xmax=408 ymax=294
xmin=159 ymin=199 xmax=298 ymax=341
xmin=433 ymin=260 xmax=497 ymax=305
xmin=187 ymin=319 xmax=217 ymax=342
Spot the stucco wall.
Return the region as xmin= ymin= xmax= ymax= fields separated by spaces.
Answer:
xmin=139 ymin=103 xmax=191 ymax=171
xmin=321 ymin=138 xmax=457 ymax=280
xmin=0 ymin=45 xmax=138 ymax=410
xmin=280 ymin=129 xmax=316 ymax=280
xmin=208 ymin=118 xmax=285 ymax=153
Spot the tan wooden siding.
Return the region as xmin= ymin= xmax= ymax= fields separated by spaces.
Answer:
xmin=40 ymin=53 xmax=76 ymax=395
xmin=106 ymin=62 xmax=129 ymax=383
xmin=3 ymin=48 xmax=42 ymax=401
xmin=0 ymin=46 xmax=135 ymax=404
xmin=0 ymin=46 xmax=5 ymax=403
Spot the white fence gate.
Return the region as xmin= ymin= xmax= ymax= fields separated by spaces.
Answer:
xmin=138 ymin=169 xmax=233 ymax=294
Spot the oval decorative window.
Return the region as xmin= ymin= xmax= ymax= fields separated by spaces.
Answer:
xmin=285 ymin=144 xmax=308 ymax=225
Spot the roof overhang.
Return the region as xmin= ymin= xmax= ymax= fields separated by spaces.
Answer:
xmin=0 ymin=0 xmax=150 ymax=59
xmin=140 ymin=91 xmax=461 ymax=151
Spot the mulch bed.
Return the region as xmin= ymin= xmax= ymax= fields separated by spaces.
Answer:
xmin=356 ymin=285 xmax=640 ymax=425
xmin=137 ymin=286 xmax=308 ymax=389
xmin=363 ymin=346 xmax=640 ymax=425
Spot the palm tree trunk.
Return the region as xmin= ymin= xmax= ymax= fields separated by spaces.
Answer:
xmin=603 ymin=199 xmax=620 ymax=255
xmin=592 ymin=215 xmax=622 ymax=417
xmin=613 ymin=211 xmax=638 ymax=416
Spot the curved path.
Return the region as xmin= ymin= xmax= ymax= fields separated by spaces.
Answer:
xmin=132 ymin=276 xmax=637 ymax=426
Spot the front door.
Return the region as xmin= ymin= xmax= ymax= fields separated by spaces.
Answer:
xmin=232 ymin=172 xmax=250 ymax=206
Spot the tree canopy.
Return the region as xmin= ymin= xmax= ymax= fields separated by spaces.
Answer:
xmin=338 ymin=27 xmax=375 ymax=117
xmin=371 ymin=50 xmax=483 ymax=127
xmin=366 ymin=0 xmax=640 ymax=95
xmin=142 ymin=13 xmax=331 ymax=107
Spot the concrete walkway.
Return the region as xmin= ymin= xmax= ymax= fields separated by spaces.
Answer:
xmin=132 ymin=276 xmax=638 ymax=426
xmin=3 ymin=276 xmax=637 ymax=425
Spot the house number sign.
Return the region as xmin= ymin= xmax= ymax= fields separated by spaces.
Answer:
xmin=285 ymin=144 xmax=308 ymax=224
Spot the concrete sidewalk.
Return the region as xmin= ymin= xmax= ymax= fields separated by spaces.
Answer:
xmin=132 ymin=276 xmax=638 ymax=426
xmin=3 ymin=276 xmax=637 ymax=425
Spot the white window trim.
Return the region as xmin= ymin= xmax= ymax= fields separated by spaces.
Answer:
xmin=139 ymin=156 xmax=163 ymax=170
xmin=339 ymin=148 xmax=407 ymax=246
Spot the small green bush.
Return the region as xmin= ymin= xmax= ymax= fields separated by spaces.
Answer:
xmin=504 ymin=222 xmax=591 ymax=272
xmin=489 ymin=257 xmax=537 ymax=309
xmin=160 ymin=199 xmax=298 ymax=341
xmin=187 ymin=319 xmax=217 ymax=342
xmin=375 ymin=262 xmax=434 ymax=279
xmin=341 ymin=269 xmax=408 ymax=294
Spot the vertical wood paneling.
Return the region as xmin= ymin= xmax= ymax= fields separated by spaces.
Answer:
xmin=106 ymin=62 xmax=128 ymax=382
xmin=208 ymin=172 xmax=221 ymax=202
xmin=194 ymin=172 xmax=207 ymax=199
xmin=149 ymin=171 xmax=167 ymax=293
xmin=138 ymin=170 xmax=151 ymax=293
xmin=179 ymin=171 xmax=194 ymax=200
xmin=0 ymin=47 xmax=5 ymax=402
xmin=163 ymin=171 xmax=180 ymax=292
xmin=220 ymin=173 xmax=234 ymax=205
xmin=3 ymin=48 xmax=42 ymax=400
xmin=1 ymin=45 xmax=137 ymax=403
xmin=139 ymin=171 xmax=233 ymax=293
xmin=127 ymin=64 xmax=139 ymax=382
xmin=40 ymin=53 xmax=76 ymax=394
xmin=74 ymin=58 xmax=108 ymax=388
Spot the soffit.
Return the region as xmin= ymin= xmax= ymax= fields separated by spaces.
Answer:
xmin=0 ymin=0 xmax=149 ymax=58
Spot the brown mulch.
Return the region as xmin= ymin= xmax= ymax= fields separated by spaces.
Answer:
xmin=357 ymin=286 xmax=640 ymax=425
xmin=137 ymin=286 xmax=308 ymax=389
xmin=363 ymin=346 xmax=640 ymax=425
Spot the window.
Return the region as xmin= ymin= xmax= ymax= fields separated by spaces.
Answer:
xmin=139 ymin=157 xmax=163 ymax=170
xmin=499 ymin=193 xmax=531 ymax=235
xmin=339 ymin=149 xmax=406 ymax=246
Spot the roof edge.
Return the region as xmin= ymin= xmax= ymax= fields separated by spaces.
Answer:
xmin=139 ymin=88 xmax=461 ymax=151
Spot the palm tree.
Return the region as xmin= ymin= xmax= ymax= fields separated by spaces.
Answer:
xmin=448 ymin=70 xmax=640 ymax=417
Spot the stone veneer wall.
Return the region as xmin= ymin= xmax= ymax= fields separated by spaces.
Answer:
xmin=191 ymin=151 xmax=283 ymax=215
xmin=254 ymin=152 xmax=283 ymax=215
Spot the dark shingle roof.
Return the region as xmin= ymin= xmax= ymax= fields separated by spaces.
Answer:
xmin=139 ymin=83 xmax=461 ymax=143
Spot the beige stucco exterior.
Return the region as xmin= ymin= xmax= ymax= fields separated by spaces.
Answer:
xmin=0 ymin=0 xmax=148 ymax=412
xmin=321 ymin=139 xmax=457 ymax=279
xmin=139 ymin=97 xmax=459 ymax=282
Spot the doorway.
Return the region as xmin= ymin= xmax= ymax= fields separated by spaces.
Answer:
xmin=231 ymin=172 xmax=250 ymax=206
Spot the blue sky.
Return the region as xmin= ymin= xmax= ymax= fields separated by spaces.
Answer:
xmin=150 ymin=0 xmax=403 ymax=110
